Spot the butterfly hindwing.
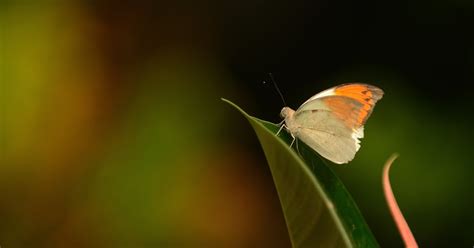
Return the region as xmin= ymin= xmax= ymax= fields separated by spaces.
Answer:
xmin=293 ymin=109 xmax=360 ymax=164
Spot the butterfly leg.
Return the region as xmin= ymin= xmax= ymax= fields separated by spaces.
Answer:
xmin=276 ymin=123 xmax=286 ymax=136
xmin=295 ymin=138 xmax=300 ymax=154
xmin=289 ymin=134 xmax=296 ymax=148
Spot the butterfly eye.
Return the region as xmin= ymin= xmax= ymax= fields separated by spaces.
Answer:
xmin=280 ymin=107 xmax=289 ymax=118
xmin=280 ymin=108 xmax=285 ymax=118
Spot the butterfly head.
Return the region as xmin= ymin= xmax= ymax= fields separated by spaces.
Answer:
xmin=280 ymin=107 xmax=295 ymax=119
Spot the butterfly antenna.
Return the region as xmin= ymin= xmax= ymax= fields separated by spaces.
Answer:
xmin=266 ymin=73 xmax=287 ymax=106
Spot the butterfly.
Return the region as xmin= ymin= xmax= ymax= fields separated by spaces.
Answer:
xmin=279 ymin=83 xmax=384 ymax=164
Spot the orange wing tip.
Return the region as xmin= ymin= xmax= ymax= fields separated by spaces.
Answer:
xmin=333 ymin=83 xmax=384 ymax=126
xmin=334 ymin=83 xmax=384 ymax=101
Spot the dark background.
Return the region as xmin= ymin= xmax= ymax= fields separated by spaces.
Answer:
xmin=2 ymin=1 xmax=473 ymax=247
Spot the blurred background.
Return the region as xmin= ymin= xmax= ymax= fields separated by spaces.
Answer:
xmin=1 ymin=1 xmax=473 ymax=247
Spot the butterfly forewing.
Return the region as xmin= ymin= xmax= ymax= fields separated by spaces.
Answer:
xmin=287 ymin=83 xmax=383 ymax=164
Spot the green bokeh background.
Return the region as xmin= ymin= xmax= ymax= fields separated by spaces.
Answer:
xmin=1 ymin=1 xmax=473 ymax=247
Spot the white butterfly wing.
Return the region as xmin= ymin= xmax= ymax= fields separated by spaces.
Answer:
xmin=284 ymin=83 xmax=383 ymax=164
xmin=293 ymin=106 xmax=361 ymax=164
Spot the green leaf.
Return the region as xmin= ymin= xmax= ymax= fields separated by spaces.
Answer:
xmin=222 ymin=98 xmax=379 ymax=248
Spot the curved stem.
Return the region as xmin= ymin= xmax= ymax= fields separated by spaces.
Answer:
xmin=383 ymin=154 xmax=418 ymax=248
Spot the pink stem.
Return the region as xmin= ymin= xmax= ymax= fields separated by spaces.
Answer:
xmin=383 ymin=154 xmax=418 ymax=248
